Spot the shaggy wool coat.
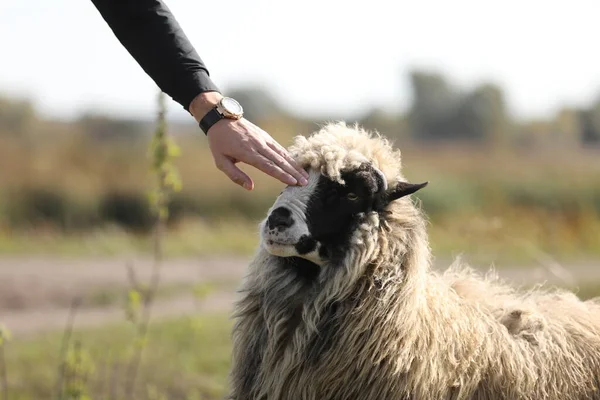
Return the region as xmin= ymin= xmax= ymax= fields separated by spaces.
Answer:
xmin=228 ymin=122 xmax=600 ymax=400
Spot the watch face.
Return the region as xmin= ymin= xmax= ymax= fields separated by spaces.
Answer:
xmin=221 ymin=97 xmax=243 ymax=116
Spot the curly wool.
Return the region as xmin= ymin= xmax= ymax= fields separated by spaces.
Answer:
xmin=288 ymin=121 xmax=405 ymax=186
xmin=228 ymin=122 xmax=600 ymax=400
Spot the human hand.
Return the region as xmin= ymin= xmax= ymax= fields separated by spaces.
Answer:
xmin=190 ymin=92 xmax=309 ymax=191
xmin=206 ymin=117 xmax=309 ymax=190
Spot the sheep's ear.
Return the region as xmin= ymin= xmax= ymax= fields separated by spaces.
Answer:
xmin=387 ymin=181 xmax=429 ymax=202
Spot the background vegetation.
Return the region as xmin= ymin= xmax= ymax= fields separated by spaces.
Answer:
xmin=1 ymin=69 xmax=599 ymax=264
xmin=0 ymin=69 xmax=599 ymax=399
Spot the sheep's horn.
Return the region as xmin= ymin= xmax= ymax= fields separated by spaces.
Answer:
xmin=388 ymin=181 xmax=429 ymax=202
xmin=372 ymin=166 xmax=388 ymax=192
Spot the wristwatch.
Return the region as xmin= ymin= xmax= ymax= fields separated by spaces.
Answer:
xmin=199 ymin=96 xmax=244 ymax=135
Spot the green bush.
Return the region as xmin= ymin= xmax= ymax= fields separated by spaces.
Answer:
xmin=98 ymin=191 xmax=155 ymax=233
xmin=3 ymin=188 xmax=98 ymax=231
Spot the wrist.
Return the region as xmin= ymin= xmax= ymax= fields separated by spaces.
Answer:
xmin=189 ymin=91 xmax=224 ymax=123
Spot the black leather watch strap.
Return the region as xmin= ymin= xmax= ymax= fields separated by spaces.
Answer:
xmin=199 ymin=107 xmax=223 ymax=135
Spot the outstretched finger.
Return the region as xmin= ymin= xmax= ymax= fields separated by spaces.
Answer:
xmin=243 ymin=152 xmax=298 ymax=186
xmin=267 ymin=141 xmax=309 ymax=181
xmin=214 ymin=155 xmax=254 ymax=190
xmin=259 ymin=144 xmax=308 ymax=186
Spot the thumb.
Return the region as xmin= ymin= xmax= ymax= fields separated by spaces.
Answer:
xmin=214 ymin=155 xmax=254 ymax=191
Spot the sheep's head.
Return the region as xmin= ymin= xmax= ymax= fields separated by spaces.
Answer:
xmin=259 ymin=122 xmax=428 ymax=269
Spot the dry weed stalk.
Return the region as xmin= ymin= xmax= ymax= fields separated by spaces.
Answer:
xmin=0 ymin=324 xmax=9 ymax=400
xmin=124 ymin=90 xmax=181 ymax=398
xmin=53 ymin=296 xmax=83 ymax=400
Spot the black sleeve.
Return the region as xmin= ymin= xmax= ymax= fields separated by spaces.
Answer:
xmin=90 ymin=0 xmax=220 ymax=112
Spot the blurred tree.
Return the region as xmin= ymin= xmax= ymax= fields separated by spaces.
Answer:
xmin=0 ymin=94 xmax=36 ymax=136
xmin=225 ymin=85 xmax=284 ymax=124
xmin=553 ymin=107 xmax=582 ymax=148
xmin=454 ymin=83 xmax=509 ymax=145
xmin=407 ymin=71 xmax=512 ymax=146
xmin=580 ymin=96 xmax=600 ymax=145
xmin=76 ymin=113 xmax=148 ymax=142
xmin=407 ymin=70 xmax=460 ymax=141
xmin=358 ymin=107 xmax=408 ymax=140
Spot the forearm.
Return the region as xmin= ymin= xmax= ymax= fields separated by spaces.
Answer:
xmin=90 ymin=0 xmax=220 ymax=112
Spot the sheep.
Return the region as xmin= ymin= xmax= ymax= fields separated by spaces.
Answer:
xmin=227 ymin=121 xmax=600 ymax=400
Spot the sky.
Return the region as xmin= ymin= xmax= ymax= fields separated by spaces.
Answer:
xmin=1 ymin=0 xmax=599 ymax=123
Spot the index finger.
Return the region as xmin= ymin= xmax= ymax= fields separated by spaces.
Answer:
xmin=267 ymin=141 xmax=309 ymax=180
xmin=260 ymin=143 xmax=308 ymax=186
xmin=242 ymin=151 xmax=298 ymax=186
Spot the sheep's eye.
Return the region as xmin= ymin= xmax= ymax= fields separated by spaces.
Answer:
xmin=347 ymin=193 xmax=358 ymax=201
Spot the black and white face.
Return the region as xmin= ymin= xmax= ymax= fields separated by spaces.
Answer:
xmin=260 ymin=162 xmax=428 ymax=267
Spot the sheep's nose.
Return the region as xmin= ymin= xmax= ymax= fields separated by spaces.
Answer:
xmin=267 ymin=207 xmax=294 ymax=230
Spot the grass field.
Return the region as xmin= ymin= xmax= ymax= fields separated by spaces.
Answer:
xmin=1 ymin=112 xmax=600 ymax=399
xmin=2 ymin=132 xmax=600 ymax=265
xmin=2 ymin=209 xmax=599 ymax=267
xmin=3 ymin=280 xmax=600 ymax=400
xmin=3 ymin=313 xmax=234 ymax=400
xmin=0 ymin=219 xmax=261 ymax=258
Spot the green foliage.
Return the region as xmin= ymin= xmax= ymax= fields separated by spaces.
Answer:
xmin=60 ymin=340 xmax=95 ymax=400
xmin=120 ymin=90 xmax=183 ymax=399
xmin=125 ymin=289 xmax=143 ymax=324
xmin=148 ymin=91 xmax=182 ymax=222
xmin=0 ymin=325 xmax=12 ymax=347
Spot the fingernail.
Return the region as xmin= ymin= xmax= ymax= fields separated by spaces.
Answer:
xmin=299 ymin=177 xmax=308 ymax=186
xmin=243 ymin=182 xmax=252 ymax=190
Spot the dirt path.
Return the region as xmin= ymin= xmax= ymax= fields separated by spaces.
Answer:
xmin=1 ymin=292 xmax=236 ymax=339
xmin=0 ymin=255 xmax=246 ymax=310
xmin=0 ymin=255 xmax=247 ymax=338
xmin=1 ymin=255 xmax=598 ymax=338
